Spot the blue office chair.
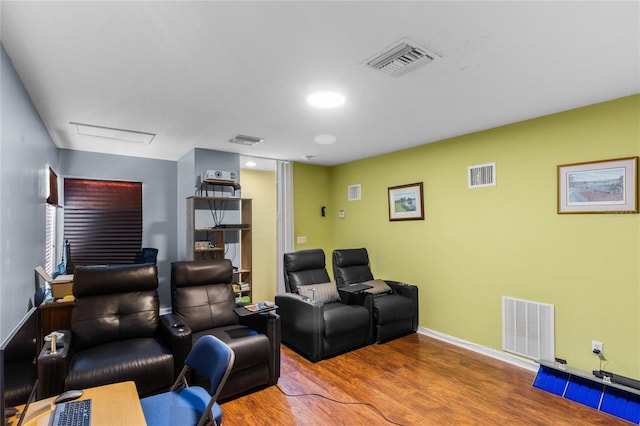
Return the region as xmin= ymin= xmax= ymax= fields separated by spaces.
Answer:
xmin=140 ymin=335 xmax=235 ymax=426
xmin=135 ymin=247 xmax=158 ymax=264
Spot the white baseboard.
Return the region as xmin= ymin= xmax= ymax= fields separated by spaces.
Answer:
xmin=418 ymin=327 xmax=539 ymax=373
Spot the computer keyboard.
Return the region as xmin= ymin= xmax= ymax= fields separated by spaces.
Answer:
xmin=51 ymin=399 xmax=91 ymax=426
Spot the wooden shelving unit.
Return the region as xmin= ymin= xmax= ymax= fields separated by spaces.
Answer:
xmin=187 ymin=196 xmax=252 ymax=303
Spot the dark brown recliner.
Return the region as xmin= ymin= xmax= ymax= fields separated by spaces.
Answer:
xmin=332 ymin=248 xmax=419 ymax=342
xmin=37 ymin=264 xmax=189 ymax=399
xmin=170 ymin=260 xmax=280 ymax=401
xmin=274 ymin=249 xmax=372 ymax=362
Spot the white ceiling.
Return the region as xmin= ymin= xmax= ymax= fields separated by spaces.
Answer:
xmin=1 ymin=1 xmax=638 ymax=167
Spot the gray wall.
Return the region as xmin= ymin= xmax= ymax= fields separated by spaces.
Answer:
xmin=0 ymin=40 xmax=240 ymax=338
xmin=176 ymin=150 xmax=196 ymax=261
xmin=0 ymin=43 xmax=59 ymax=340
xmin=59 ymin=150 xmax=178 ymax=308
xmin=177 ymin=148 xmax=239 ymax=260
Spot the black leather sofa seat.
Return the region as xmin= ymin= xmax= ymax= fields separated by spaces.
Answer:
xmin=38 ymin=264 xmax=185 ymax=399
xmin=320 ymin=301 xmax=371 ymax=355
xmin=275 ymin=249 xmax=372 ymax=362
xmin=64 ymin=338 xmax=173 ymax=394
xmin=170 ymin=260 xmax=280 ymax=401
xmin=193 ymin=326 xmax=271 ymax=394
xmin=332 ymin=248 xmax=419 ymax=343
xmin=322 ymin=302 xmax=369 ymax=339
xmin=369 ymin=292 xmax=416 ymax=341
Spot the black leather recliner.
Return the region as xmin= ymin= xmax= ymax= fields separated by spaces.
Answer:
xmin=274 ymin=249 xmax=372 ymax=362
xmin=169 ymin=260 xmax=280 ymax=401
xmin=37 ymin=264 xmax=189 ymax=399
xmin=332 ymin=248 xmax=419 ymax=342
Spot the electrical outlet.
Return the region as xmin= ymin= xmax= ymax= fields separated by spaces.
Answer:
xmin=592 ymin=340 xmax=604 ymax=355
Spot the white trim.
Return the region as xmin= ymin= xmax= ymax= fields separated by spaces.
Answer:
xmin=418 ymin=327 xmax=539 ymax=372
xmin=276 ymin=160 xmax=294 ymax=295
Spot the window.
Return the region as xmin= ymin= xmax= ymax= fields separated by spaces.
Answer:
xmin=45 ymin=204 xmax=57 ymax=274
xmin=63 ymin=179 xmax=142 ymax=266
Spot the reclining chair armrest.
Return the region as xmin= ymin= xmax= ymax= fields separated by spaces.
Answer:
xmin=274 ymin=293 xmax=324 ymax=362
xmin=159 ymin=313 xmax=193 ymax=377
xmin=274 ymin=293 xmax=323 ymax=318
xmin=241 ymin=312 xmax=281 ymax=384
xmin=37 ymin=330 xmax=72 ymax=399
xmin=385 ymin=280 xmax=418 ymax=299
xmin=385 ymin=280 xmax=419 ymax=332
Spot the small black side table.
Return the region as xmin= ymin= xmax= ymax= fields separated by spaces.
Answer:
xmin=233 ymin=302 xmax=278 ymax=317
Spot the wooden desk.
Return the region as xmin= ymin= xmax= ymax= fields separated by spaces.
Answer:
xmin=9 ymin=381 xmax=146 ymax=426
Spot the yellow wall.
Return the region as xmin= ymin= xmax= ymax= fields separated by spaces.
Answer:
xmin=292 ymin=163 xmax=334 ymax=259
xmin=294 ymin=95 xmax=640 ymax=377
xmin=240 ymin=168 xmax=277 ymax=302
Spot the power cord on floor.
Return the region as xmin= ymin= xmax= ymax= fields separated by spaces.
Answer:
xmin=276 ymin=384 xmax=405 ymax=426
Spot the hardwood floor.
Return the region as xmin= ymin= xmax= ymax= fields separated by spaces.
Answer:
xmin=221 ymin=333 xmax=629 ymax=425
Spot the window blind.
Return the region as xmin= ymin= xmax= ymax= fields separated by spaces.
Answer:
xmin=63 ymin=178 xmax=142 ymax=266
xmin=45 ymin=203 xmax=57 ymax=274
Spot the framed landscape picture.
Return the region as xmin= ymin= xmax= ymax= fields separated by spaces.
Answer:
xmin=557 ymin=157 xmax=638 ymax=214
xmin=388 ymin=182 xmax=424 ymax=221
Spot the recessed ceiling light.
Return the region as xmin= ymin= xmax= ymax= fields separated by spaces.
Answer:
xmin=314 ymin=134 xmax=337 ymax=145
xmin=245 ymin=161 xmax=257 ymax=167
xmin=70 ymin=122 xmax=155 ymax=144
xmin=307 ymin=91 xmax=345 ymax=109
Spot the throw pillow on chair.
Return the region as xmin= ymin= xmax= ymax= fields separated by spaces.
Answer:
xmin=297 ymin=282 xmax=341 ymax=303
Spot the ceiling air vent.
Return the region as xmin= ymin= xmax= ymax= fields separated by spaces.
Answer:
xmin=348 ymin=184 xmax=361 ymax=201
xmin=468 ymin=162 xmax=496 ymax=189
xmin=363 ymin=38 xmax=439 ymax=77
xmin=229 ymin=134 xmax=264 ymax=146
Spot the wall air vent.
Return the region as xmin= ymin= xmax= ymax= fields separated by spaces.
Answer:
xmin=503 ymin=296 xmax=555 ymax=361
xmin=229 ymin=134 xmax=264 ymax=146
xmin=363 ymin=38 xmax=439 ymax=77
xmin=348 ymin=184 xmax=361 ymax=201
xmin=468 ymin=162 xmax=496 ymax=188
